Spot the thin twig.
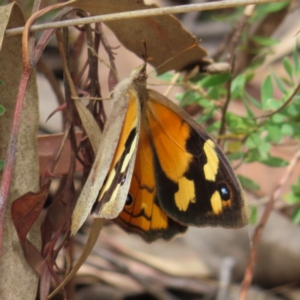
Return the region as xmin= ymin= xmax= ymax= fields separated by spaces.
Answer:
xmin=163 ymin=72 xmax=180 ymax=97
xmin=228 ymin=5 xmax=256 ymax=56
xmin=213 ymin=4 xmax=255 ymax=60
xmin=256 ymin=81 xmax=300 ymax=120
xmin=239 ymin=149 xmax=300 ymax=300
xmin=75 ymin=235 xmax=181 ymax=300
xmin=217 ymin=58 xmax=235 ymax=146
xmin=5 ymin=0 xmax=286 ymax=37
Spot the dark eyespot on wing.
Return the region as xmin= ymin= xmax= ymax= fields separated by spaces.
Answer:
xmin=219 ymin=183 xmax=230 ymax=201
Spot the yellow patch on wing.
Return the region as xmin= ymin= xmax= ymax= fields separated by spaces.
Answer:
xmin=174 ymin=177 xmax=195 ymax=211
xmin=146 ymin=101 xmax=193 ymax=183
xmin=210 ymin=191 xmax=223 ymax=215
xmin=117 ymin=125 xmax=168 ymax=232
xmin=98 ymin=94 xmax=138 ymax=201
xmin=203 ymin=139 xmax=219 ymax=182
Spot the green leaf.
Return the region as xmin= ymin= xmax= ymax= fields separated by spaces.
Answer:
xmin=245 ymin=149 xmax=261 ymax=163
xmin=246 ymin=94 xmax=263 ymax=110
xmin=231 ymin=74 xmax=246 ymax=99
xmin=206 ymin=120 xmax=221 ymax=133
xmin=245 ymin=137 xmax=272 ymax=160
xmin=286 ymin=176 xmax=300 ymax=203
xmin=271 ymin=70 xmax=287 ymax=94
xmin=0 ymin=105 xmax=5 ymax=115
xmin=282 ymin=57 xmax=294 ymax=81
xmin=0 ymin=160 xmax=4 ymax=171
xmin=261 ymin=75 xmax=273 ymax=109
xmin=238 ymin=175 xmax=260 ymax=191
xmin=289 ymin=123 xmax=300 ymax=138
xmin=266 ymin=124 xmax=282 ymax=143
xmin=281 ymin=96 xmax=300 ymax=117
xmin=258 ymin=142 xmax=270 ymax=159
xmin=285 ymin=193 xmax=300 ymax=205
xmin=246 ymin=132 xmax=261 ymax=149
xmin=259 ymin=155 xmax=288 ymax=167
xmin=241 ymin=95 xmax=255 ymax=118
xmin=197 ymin=108 xmax=216 ymax=123
xmin=198 ymin=98 xmax=213 ymax=109
xmin=266 ymin=98 xmax=282 ymax=110
xmin=249 ymin=206 xmax=258 ymax=224
xmin=254 ymin=2 xmax=289 ymax=19
xmin=226 ymin=113 xmax=255 ymax=134
xmin=175 ymin=92 xmax=184 ymax=101
xmin=227 ymin=151 xmax=244 ymax=160
xmin=252 ymin=35 xmax=279 ymax=47
xmin=291 ymin=207 xmax=300 ymax=224
xmin=212 ymin=7 xmax=244 ymax=24
xmin=200 ymin=74 xmax=230 ymax=88
xmin=207 ymin=87 xmax=219 ymax=100
xmin=179 ymin=90 xmax=201 ymax=106
xmin=281 ymin=123 xmax=294 ymax=136
xmin=271 ymin=113 xmax=285 ymax=123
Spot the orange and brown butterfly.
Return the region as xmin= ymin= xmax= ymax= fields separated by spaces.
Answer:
xmin=71 ymin=63 xmax=248 ymax=242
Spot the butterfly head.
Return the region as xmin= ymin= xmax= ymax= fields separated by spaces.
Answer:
xmin=130 ymin=63 xmax=147 ymax=83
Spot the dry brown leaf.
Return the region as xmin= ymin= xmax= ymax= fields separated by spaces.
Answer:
xmin=38 ymin=132 xmax=84 ymax=175
xmin=0 ymin=3 xmax=40 ymax=299
xmin=48 ymin=219 xmax=104 ymax=299
xmin=74 ymin=99 xmax=102 ymax=152
xmin=73 ymin=0 xmax=208 ymax=74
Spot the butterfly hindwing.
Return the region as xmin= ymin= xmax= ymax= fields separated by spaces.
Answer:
xmin=116 ymin=123 xmax=187 ymax=242
xmin=144 ymin=90 xmax=248 ymax=228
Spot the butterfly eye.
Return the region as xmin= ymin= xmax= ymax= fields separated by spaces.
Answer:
xmin=219 ymin=184 xmax=230 ymax=201
xmin=125 ymin=193 xmax=133 ymax=206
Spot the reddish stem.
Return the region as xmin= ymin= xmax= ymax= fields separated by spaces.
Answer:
xmin=0 ymin=70 xmax=31 ymax=255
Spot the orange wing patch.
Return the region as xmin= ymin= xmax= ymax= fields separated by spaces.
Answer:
xmin=146 ymin=101 xmax=193 ymax=181
xmin=107 ymin=94 xmax=138 ymax=174
xmin=116 ymin=125 xmax=169 ymax=235
xmin=146 ymin=100 xmax=195 ymax=212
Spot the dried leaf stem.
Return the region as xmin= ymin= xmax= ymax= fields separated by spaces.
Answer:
xmin=239 ymin=149 xmax=300 ymax=300
xmin=5 ymin=0 xmax=286 ymax=37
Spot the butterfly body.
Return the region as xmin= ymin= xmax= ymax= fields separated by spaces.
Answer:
xmin=71 ymin=64 xmax=248 ymax=242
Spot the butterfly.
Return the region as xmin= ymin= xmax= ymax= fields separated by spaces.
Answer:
xmin=71 ymin=63 xmax=248 ymax=242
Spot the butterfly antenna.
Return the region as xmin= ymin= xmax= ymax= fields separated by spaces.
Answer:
xmin=142 ymin=40 xmax=148 ymax=64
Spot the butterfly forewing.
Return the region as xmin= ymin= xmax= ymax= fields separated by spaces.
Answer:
xmin=145 ymin=90 xmax=248 ymax=228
